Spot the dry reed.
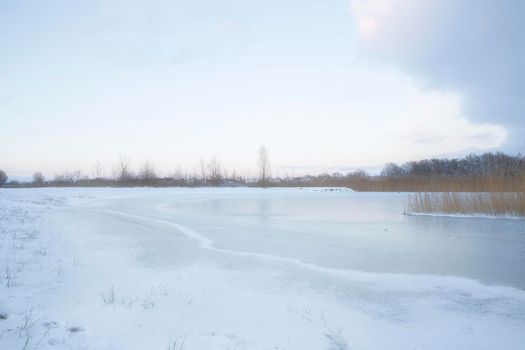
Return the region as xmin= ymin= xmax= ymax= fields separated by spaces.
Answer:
xmin=407 ymin=192 xmax=525 ymax=218
xmin=286 ymin=175 xmax=525 ymax=192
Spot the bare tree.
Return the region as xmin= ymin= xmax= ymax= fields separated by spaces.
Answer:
xmin=92 ymin=161 xmax=104 ymax=179
xmin=32 ymin=172 xmax=45 ymax=185
xmin=53 ymin=170 xmax=83 ymax=184
xmin=207 ymin=156 xmax=222 ymax=185
xmin=199 ymin=158 xmax=207 ymax=184
xmin=381 ymin=163 xmax=405 ymax=178
xmin=72 ymin=170 xmax=84 ymax=182
xmin=138 ymin=161 xmax=157 ymax=183
xmin=257 ymin=145 xmax=271 ymax=187
xmin=171 ymin=164 xmax=186 ymax=182
xmin=0 ymin=170 xmax=7 ymax=186
xmin=115 ymin=156 xmax=134 ymax=182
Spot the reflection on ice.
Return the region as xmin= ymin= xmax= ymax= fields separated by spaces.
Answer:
xmin=163 ymin=191 xmax=525 ymax=289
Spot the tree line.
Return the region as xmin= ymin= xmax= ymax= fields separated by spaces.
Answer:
xmin=295 ymin=152 xmax=524 ymax=192
xmin=0 ymin=146 xmax=272 ymax=188
xmin=381 ymin=152 xmax=524 ymax=178
xmin=1 ymin=151 xmax=524 ymax=191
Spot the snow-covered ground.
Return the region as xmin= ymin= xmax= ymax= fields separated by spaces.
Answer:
xmin=1 ymin=188 xmax=525 ymax=350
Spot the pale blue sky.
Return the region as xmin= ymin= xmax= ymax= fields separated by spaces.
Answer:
xmin=1 ymin=0 xmax=523 ymax=178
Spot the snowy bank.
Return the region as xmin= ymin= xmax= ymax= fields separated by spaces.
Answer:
xmin=1 ymin=188 xmax=525 ymax=350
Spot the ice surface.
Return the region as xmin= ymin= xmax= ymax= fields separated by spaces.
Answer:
xmin=1 ymin=187 xmax=525 ymax=349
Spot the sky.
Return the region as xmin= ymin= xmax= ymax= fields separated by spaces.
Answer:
xmin=1 ymin=0 xmax=524 ymax=179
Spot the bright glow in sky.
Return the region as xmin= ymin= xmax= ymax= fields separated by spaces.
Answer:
xmin=1 ymin=0 xmax=522 ymax=178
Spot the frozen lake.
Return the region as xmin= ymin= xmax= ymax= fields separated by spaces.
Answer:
xmin=160 ymin=191 xmax=525 ymax=289
xmin=1 ymin=187 xmax=525 ymax=350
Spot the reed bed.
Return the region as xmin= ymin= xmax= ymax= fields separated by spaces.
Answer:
xmin=283 ymin=175 xmax=525 ymax=192
xmin=407 ymin=192 xmax=525 ymax=218
xmin=359 ymin=175 xmax=525 ymax=192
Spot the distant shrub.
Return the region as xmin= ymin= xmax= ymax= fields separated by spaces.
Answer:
xmin=138 ymin=161 xmax=157 ymax=184
xmin=0 ymin=170 xmax=7 ymax=186
xmin=33 ymin=172 xmax=45 ymax=185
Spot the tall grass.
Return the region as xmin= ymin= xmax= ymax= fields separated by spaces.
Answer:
xmin=407 ymin=192 xmax=525 ymax=218
xmin=360 ymin=175 xmax=525 ymax=192
xmin=272 ymin=175 xmax=525 ymax=192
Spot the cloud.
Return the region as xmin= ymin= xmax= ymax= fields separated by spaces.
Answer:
xmin=379 ymin=89 xmax=507 ymax=158
xmin=351 ymin=0 xmax=525 ymax=149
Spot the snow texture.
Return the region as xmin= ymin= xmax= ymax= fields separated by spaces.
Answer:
xmin=1 ymin=187 xmax=524 ymax=349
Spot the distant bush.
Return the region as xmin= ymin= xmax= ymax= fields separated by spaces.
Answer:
xmin=0 ymin=170 xmax=7 ymax=186
xmin=137 ymin=161 xmax=157 ymax=185
xmin=33 ymin=172 xmax=45 ymax=185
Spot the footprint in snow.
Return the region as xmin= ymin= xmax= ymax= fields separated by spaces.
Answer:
xmin=67 ymin=326 xmax=85 ymax=334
